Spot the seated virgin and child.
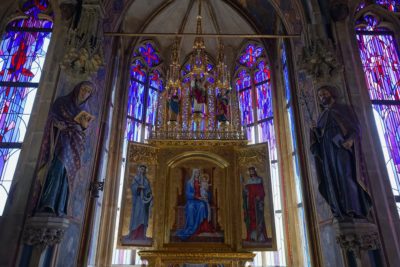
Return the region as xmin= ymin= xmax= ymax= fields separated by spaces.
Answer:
xmin=176 ymin=168 xmax=213 ymax=240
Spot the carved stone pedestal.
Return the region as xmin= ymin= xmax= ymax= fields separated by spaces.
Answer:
xmin=333 ymin=219 xmax=380 ymax=267
xmin=22 ymin=216 xmax=70 ymax=267
xmin=138 ymin=251 xmax=254 ymax=267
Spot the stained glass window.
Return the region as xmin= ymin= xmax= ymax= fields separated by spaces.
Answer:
xmin=356 ymin=10 xmax=400 ymax=213
xmin=0 ymin=0 xmax=53 ymax=215
xmin=281 ymin=41 xmax=311 ymax=267
xmin=235 ymin=43 xmax=286 ymax=266
xmin=235 ymin=44 xmax=273 ymax=144
xmin=359 ymin=0 xmax=400 ymax=12
xmin=126 ymin=42 xmax=163 ymax=142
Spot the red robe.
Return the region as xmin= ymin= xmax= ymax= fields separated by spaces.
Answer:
xmin=244 ymin=177 xmax=268 ymax=241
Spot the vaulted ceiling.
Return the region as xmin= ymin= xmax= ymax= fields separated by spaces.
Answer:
xmin=122 ymin=0 xmax=278 ymax=64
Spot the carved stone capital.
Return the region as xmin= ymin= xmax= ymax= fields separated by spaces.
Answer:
xmin=298 ymin=38 xmax=343 ymax=82
xmin=22 ymin=216 xmax=70 ymax=250
xmin=61 ymin=0 xmax=104 ymax=77
xmin=334 ymin=219 xmax=380 ymax=257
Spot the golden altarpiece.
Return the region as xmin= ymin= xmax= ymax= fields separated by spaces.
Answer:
xmin=116 ymin=26 xmax=276 ymax=266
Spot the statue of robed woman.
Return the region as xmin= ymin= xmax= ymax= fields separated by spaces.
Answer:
xmin=36 ymin=81 xmax=95 ymax=216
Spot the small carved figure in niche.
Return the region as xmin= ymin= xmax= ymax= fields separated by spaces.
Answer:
xmin=37 ymin=81 xmax=95 ymax=216
xmin=242 ymin=166 xmax=268 ymax=242
xmin=310 ymin=85 xmax=371 ymax=221
xmin=167 ymin=88 xmax=180 ymax=121
xmin=122 ymin=164 xmax=153 ymax=244
xmin=216 ymin=88 xmax=230 ymax=122
xmin=190 ymin=78 xmax=207 ymax=114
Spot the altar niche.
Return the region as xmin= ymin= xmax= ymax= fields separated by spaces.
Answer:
xmin=167 ymin=160 xmax=226 ymax=243
xmin=118 ymin=141 xmax=275 ymax=265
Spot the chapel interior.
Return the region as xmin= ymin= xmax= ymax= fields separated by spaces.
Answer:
xmin=0 ymin=0 xmax=400 ymax=267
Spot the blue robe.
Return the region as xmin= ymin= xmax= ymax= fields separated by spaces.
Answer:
xmin=37 ymin=81 xmax=93 ymax=216
xmin=176 ymin=178 xmax=208 ymax=240
xmin=129 ymin=175 xmax=152 ymax=233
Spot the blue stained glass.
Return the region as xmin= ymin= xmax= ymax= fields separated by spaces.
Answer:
xmin=149 ymin=69 xmax=163 ymax=91
xmin=22 ymin=0 xmax=51 ymax=17
xmin=138 ymin=43 xmax=160 ymax=68
xmin=238 ymin=89 xmax=253 ymax=125
xmin=0 ymin=0 xmax=53 ymax=215
xmin=130 ymin=59 xmax=146 ymax=83
xmin=256 ymin=83 xmax=273 ymax=120
xmin=127 ymin=81 xmax=145 ymax=120
xmin=145 ymin=89 xmax=158 ymax=124
xmin=239 ymin=44 xmax=264 ymax=68
xmin=282 ymin=44 xmax=291 ymax=103
xmin=126 ymin=119 xmax=142 ymax=142
xmin=357 ymin=1 xmax=400 ymax=13
xmin=126 ymin=42 xmax=163 ymax=143
xmin=254 ymin=60 xmax=270 ymax=84
xmin=374 ymin=0 xmax=400 ymax=12
xmin=235 ymin=69 xmax=251 ymax=91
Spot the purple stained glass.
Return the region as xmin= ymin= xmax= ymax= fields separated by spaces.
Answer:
xmin=238 ymin=89 xmax=254 ymax=125
xmin=127 ymin=81 xmax=145 ymax=120
xmin=145 ymin=89 xmax=158 ymax=124
xmin=356 ymin=33 xmax=400 ymax=101
xmin=356 ymin=18 xmax=400 ymax=199
xmin=235 ymin=69 xmax=251 ymax=91
xmin=256 ymin=83 xmax=273 ymax=120
xmin=254 ymin=60 xmax=270 ymax=84
xmin=130 ymin=59 xmax=146 ymax=83
xmin=149 ymin=69 xmax=163 ymax=91
xmin=239 ymin=44 xmax=263 ymax=68
xmin=126 ymin=119 xmax=142 ymax=142
xmin=138 ymin=43 xmax=160 ymax=68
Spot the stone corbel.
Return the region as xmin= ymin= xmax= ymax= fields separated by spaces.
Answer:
xmin=334 ymin=220 xmax=380 ymax=266
xmin=22 ymin=216 xmax=70 ymax=251
xmin=61 ymin=0 xmax=104 ymax=78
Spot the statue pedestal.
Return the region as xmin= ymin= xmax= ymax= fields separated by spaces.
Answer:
xmin=22 ymin=216 xmax=70 ymax=267
xmin=138 ymin=250 xmax=254 ymax=267
xmin=333 ymin=219 xmax=380 ymax=267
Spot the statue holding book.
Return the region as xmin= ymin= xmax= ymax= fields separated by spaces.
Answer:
xmin=37 ymin=81 xmax=95 ymax=216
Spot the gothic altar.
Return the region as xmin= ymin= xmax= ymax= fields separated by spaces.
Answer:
xmin=116 ymin=26 xmax=276 ymax=265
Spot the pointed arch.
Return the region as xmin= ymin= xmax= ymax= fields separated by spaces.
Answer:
xmin=126 ymin=40 xmax=164 ymax=142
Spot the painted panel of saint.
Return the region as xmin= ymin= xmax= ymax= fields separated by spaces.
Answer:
xmin=119 ymin=163 xmax=154 ymax=247
xmin=237 ymin=145 xmax=275 ymax=249
xmin=167 ymin=161 xmax=225 ymax=243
